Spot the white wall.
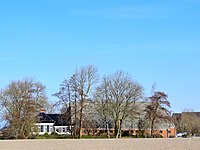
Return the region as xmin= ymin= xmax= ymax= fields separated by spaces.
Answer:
xmin=54 ymin=126 xmax=72 ymax=135
xmin=35 ymin=123 xmax=54 ymax=135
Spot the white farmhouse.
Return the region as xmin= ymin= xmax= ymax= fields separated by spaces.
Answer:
xmin=36 ymin=111 xmax=73 ymax=135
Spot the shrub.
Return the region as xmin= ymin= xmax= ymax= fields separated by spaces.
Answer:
xmin=169 ymin=135 xmax=175 ymax=138
xmin=50 ymin=132 xmax=58 ymax=136
xmin=153 ymin=134 xmax=163 ymax=138
xmin=44 ymin=132 xmax=49 ymax=138
xmin=122 ymin=130 xmax=130 ymax=137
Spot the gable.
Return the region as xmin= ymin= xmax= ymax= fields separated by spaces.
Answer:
xmin=37 ymin=112 xmax=55 ymax=123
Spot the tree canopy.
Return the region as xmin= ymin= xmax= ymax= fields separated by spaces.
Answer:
xmin=0 ymin=78 xmax=48 ymax=139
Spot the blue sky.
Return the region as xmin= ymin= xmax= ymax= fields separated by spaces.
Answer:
xmin=0 ymin=0 xmax=200 ymax=113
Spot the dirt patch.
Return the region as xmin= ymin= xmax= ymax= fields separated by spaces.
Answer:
xmin=0 ymin=138 xmax=199 ymax=150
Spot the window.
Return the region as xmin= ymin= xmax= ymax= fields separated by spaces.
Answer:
xmin=131 ymin=130 xmax=134 ymax=134
xmin=41 ymin=125 xmax=44 ymax=132
xmin=47 ymin=125 xmax=50 ymax=132
xmin=56 ymin=128 xmax=61 ymax=133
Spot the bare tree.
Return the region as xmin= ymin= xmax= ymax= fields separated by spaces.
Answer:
xmin=53 ymin=75 xmax=83 ymax=138
xmin=53 ymin=65 xmax=98 ymax=139
xmin=137 ymin=118 xmax=147 ymax=137
xmin=94 ymin=71 xmax=144 ymax=138
xmin=144 ymin=91 xmax=171 ymax=137
xmin=0 ymin=78 xmax=48 ymax=139
xmin=45 ymin=101 xmax=56 ymax=114
xmin=68 ymin=74 xmax=79 ymax=138
xmin=94 ymin=77 xmax=113 ymax=138
xmin=53 ymin=80 xmax=72 ymax=136
xmin=73 ymin=65 xmax=98 ymax=138
xmin=54 ymin=66 xmax=98 ymax=138
xmin=181 ymin=111 xmax=200 ymax=135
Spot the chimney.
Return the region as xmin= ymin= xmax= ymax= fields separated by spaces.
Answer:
xmin=39 ymin=108 xmax=46 ymax=113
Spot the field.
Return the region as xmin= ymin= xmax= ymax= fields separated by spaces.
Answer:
xmin=0 ymin=138 xmax=200 ymax=150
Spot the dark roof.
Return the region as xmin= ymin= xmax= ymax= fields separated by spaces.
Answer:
xmin=48 ymin=114 xmax=70 ymax=126
xmin=37 ymin=112 xmax=55 ymax=123
xmin=37 ymin=113 xmax=70 ymax=126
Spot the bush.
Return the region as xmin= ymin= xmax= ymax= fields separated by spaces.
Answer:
xmin=96 ymin=130 xmax=107 ymax=136
xmin=28 ymin=134 xmax=37 ymax=139
xmin=136 ymin=134 xmax=145 ymax=138
xmin=82 ymin=135 xmax=110 ymax=139
xmin=153 ymin=134 xmax=163 ymax=138
xmin=50 ymin=132 xmax=58 ymax=136
xmin=169 ymin=135 xmax=175 ymax=138
xmin=0 ymin=134 xmax=5 ymax=140
xmin=182 ymin=134 xmax=187 ymax=138
xmin=44 ymin=132 xmax=49 ymax=137
xmin=36 ymin=133 xmax=72 ymax=139
xmin=122 ymin=130 xmax=130 ymax=137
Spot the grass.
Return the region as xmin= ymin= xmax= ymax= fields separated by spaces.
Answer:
xmin=82 ymin=135 xmax=111 ymax=139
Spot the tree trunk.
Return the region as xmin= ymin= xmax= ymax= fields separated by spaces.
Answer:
xmin=74 ymin=94 xmax=77 ymax=138
xmin=116 ymin=119 xmax=122 ymax=138
xmin=69 ymin=105 xmax=73 ymax=138
xmin=151 ymin=119 xmax=154 ymax=138
xmin=106 ymin=122 xmax=110 ymax=138
xmin=68 ymin=85 xmax=73 ymax=138
xmin=115 ymin=119 xmax=119 ymax=138
xmin=119 ymin=119 xmax=122 ymax=138
xmin=79 ymin=106 xmax=83 ymax=138
xmin=116 ymin=127 xmax=120 ymax=138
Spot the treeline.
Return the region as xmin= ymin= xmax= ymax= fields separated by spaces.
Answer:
xmin=0 ymin=65 xmax=171 ymax=139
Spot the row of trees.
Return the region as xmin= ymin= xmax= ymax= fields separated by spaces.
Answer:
xmin=0 ymin=65 xmax=172 ymax=139
xmin=53 ymin=65 xmax=172 ymax=138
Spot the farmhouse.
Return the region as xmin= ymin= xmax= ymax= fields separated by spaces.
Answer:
xmin=36 ymin=109 xmax=73 ymax=135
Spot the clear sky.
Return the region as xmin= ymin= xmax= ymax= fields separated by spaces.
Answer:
xmin=0 ymin=0 xmax=200 ymax=113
